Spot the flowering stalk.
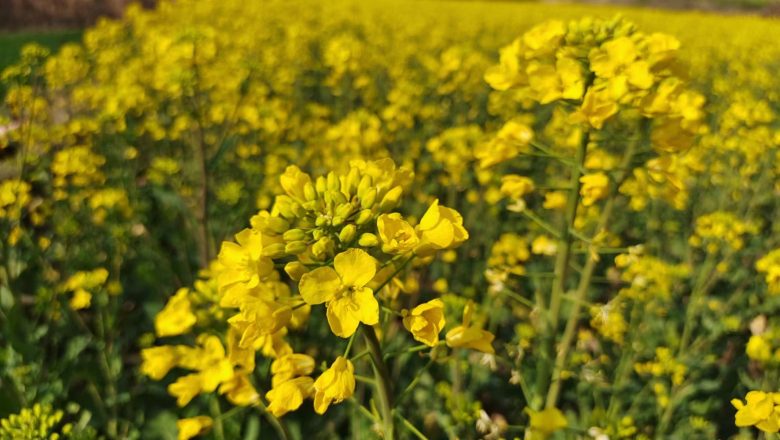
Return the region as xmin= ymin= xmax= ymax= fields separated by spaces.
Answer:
xmin=364 ymin=325 xmax=395 ymax=439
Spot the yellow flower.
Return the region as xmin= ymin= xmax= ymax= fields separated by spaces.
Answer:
xmin=140 ymin=345 xmax=180 ymax=380
xmin=155 ymin=288 xmax=197 ymax=337
xmin=747 ymin=335 xmax=773 ymax=363
xmin=526 ymin=407 xmax=568 ymax=439
xmin=732 ymin=391 xmax=780 ymax=433
xmin=218 ymin=373 xmax=259 ymax=406
xmin=177 ymin=416 xmax=213 ymax=440
xmin=271 ymin=353 xmax=316 ymax=386
xmin=217 ymin=228 xmax=275 ymax=302
xmin=476 ymin=119 xmax=533 ymax=168
xmin=168 ymin=336 xmax=234 ymax=406
xmin=543 ymin=191 xmax=567 ymax=210
xmin=500 ymin=175 xmax=535 ymax=200
xmin=69 ymin=289 xmax=92 ymax=310
xmin=579 ymin=173 xmax=610 ymax=206
xmin=313 ymin=356 xmax=355 ymax=414
xmin=377 ymin=213 xmax=419 ymax=254
xmin=571 ymin=86 xmax=618 ymax=129
xmin=402 ymin=299 xmax=445 ymax=347
xmin=446 ymin=301 xmax=495 ymax=354
xmin=531 ymin=235 xmax=557 ymax=256
xmin=415 ymin=200 xmax=469 ymax=255
xmin=266 ymin=376 xmax=314 ymax=418
xmin=299 ymin=249 xmax=379 ymax=338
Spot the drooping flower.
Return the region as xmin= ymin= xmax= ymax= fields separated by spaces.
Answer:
xmin=446 ymin=301 xmax=495 ymax=354
xmin=402 ymin=299 xmax=446 ymax=347
xmin=266 ymin=376 xmax=315 ymax=418
xmin=415 ymin=200 xmax=469 ymax=255
xmin=177 ymin=416 xmax=213 ymax=440
xmin=313 ymin=356 xmax=355 ymax=414
xmin=377 ymin=213 xmax=419 ymax=254
xmin=155 ymin=288 xmax=197 ymax=337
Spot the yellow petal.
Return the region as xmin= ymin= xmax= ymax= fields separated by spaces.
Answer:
xmin=334 ymin=249 xmax=376 ymax=288
xmin=299 ymin=267 xmax=340 ymax=304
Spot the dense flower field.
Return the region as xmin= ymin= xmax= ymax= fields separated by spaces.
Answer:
xmin=2 ymin=0 xmax=780 ymax=438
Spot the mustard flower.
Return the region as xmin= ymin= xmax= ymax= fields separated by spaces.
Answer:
xmin=298 ymin=249 xmax=379 ymax=338
xmin=415 ymin=199 xmax=469 ymax=255
xmin=377 ymin=213 xmax=419 ymax=254
xmin=402 ymin=299 xmax=446 ymax=347
xmin=313 ymin=356 xmax=355 ymax=414
xmin=155 ymin=288 xmax=197 ymax=337
xmin=579 ymin=173 xmax=610 ymax=206
xmin=446 ymin=301 xmax=495 ymax=354
xmin=177 ymin=416 xmax=212 ymax=440
xmin=266 ymin=377 xmax=315 ymax=418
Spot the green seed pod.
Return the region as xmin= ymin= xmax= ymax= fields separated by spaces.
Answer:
xmin=358 ymin=233 xmax=379 ymax=247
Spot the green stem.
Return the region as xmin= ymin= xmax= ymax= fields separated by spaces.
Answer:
xmin=544 ymin=126 xmax=639 ymax=408
xmin=363 ymin=326 xmax=395 ymax=440
xmin=536 ymin=129 xmax=589 ymax=401
xmin=606 ymin=299 xmax=642 ymax=419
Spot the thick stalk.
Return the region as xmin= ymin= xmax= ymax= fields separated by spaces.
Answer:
xmin=535 ymin=130 xmax=589 ymax=400
xmin=363 ymin=326 xmax=395 ymax=440
xmin=545 ymin=129 xmax=638 ymax=408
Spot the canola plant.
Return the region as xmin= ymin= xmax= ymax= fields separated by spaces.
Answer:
xmin=2 ymin=0 xmax=780 ymax=439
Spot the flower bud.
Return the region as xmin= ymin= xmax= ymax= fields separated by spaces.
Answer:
xmin=355 ymin=209 xmax=374 ymax=225
xmin=339 ymin=224 xmax=357 ymax=243
xmin=263 ymin=243 xmax=286 ymax=258
xmin=284 ymin=261 xmax=307 ymax=281
xmin=304 ymin=182 xmax=317 ymax=201
xmin=264 ymin=216 xmax=290 ymax=234
xmin=379 ymin=186 xmax=403 ymax=211
xmin=358 ymin=233 xmax=379 ymax=247
xmin=312 ymin=237 xmax=334 ymax=259
xmin=285 ymin=241 xmax=308 ymax=255
xmin=360 ymin=187 xmax=377 ymax=209
xmin=283 ymin=229 xmax=306 ymax=242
